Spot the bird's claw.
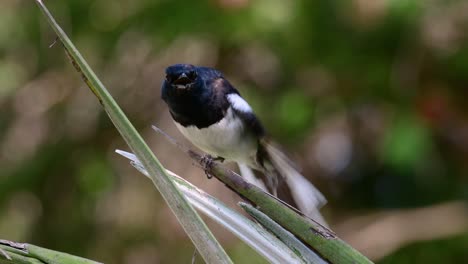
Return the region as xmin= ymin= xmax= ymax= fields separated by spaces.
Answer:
xmin=200 ymin=155 xmax=214 ymax=179
xmin=200 ymin=155 xmax=224 ymax=179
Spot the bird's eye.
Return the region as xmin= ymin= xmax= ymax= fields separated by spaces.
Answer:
xmin=187 ymin=70 xmax=197 ymax=80
xmin=165 ymin=74 xmax=173 ymax=83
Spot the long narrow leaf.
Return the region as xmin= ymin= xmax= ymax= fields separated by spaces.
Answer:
xmin=34 ymin=1 xmax=231 ymax=263
xmin=198 ymin=151 xmax=372 ymax=264
xmin=0 ymin=240 xmax=102 ymax=264
xmin=152 ymin=125 xmax=373 ymax=264
xmin=239 ymin=203 xmax=326 ymax=264
xmin=116 ymin=150 xmax=307 ymax=264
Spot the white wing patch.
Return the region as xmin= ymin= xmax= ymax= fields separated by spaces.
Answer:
xmin=227 ymin=93 xmax=252 ymax=113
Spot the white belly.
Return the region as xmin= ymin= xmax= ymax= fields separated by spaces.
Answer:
xmin=175 ymin=108 xmax=257 ymax=164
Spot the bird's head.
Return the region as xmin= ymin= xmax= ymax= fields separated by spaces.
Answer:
xmin=163 ymin=64 xmax=200 ymax=92
xmin=161 ymin=64 xmax=225 ymax=108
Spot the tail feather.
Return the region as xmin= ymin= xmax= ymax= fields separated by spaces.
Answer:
xmin=263 ymin=142 xmax=327 ymax=224
xmin=238 ymin=163 xmax=268 ymax=192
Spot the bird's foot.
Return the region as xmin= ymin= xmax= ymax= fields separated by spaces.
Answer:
xmin=200 ymin=155 xmax=224 ymax=179
xmin=200 ymin=154 xmax=215 ymax=179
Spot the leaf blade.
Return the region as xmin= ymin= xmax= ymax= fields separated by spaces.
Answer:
xmin=34 ymin=1 xmax=231 ymax=263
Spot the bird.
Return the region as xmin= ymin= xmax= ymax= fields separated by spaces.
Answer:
xmin=161 ymin=63 xmax=326 ymax=222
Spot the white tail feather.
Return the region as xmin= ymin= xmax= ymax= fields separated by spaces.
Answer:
xmin=264 ymin=143 xmax=327 ymax=225
xmin=238 ymin=163 xmax=268 ymax=192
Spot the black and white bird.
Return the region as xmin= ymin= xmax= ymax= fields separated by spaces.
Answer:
xmin=161 ymin=64 xmax=326 ymax=222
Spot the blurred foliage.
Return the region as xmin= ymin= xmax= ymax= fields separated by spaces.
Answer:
xmin=0 ymin=0 xmax=467 ymax=263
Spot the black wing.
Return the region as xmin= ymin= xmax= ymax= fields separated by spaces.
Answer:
xmin=208 ymin=77 xmax=265 ymax=138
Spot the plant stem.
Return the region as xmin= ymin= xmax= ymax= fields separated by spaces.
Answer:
xmin=34 ymin=1 xmax=231 ymax=263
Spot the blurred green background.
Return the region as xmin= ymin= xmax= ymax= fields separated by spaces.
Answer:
xmin=1 ymin=0 xmax=467 ymax=263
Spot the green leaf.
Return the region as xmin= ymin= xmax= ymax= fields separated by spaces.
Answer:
xmin=0 ymin=240 xmax=101 ymax=264
xmin=116 ymin=150 xmax=308 ymax=264
xmin=34 ymin=1 xmax=231 ymax=263
xmin=240 ymin=202 xmax=326 ymax=264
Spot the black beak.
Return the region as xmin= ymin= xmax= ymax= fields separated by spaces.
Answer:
xmin=173 ymin=73 xmax=192 ymax=86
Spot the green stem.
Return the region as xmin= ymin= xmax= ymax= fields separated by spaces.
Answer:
xmin=0 ymin=240 xmax=100 ymax=264
xmin=33 ymin=1 xmax=231 ymax=263
xmin=189 ymin=149 xmax=373 ymax=264
xmin=240 ymin=202 xmax=326 ymax=264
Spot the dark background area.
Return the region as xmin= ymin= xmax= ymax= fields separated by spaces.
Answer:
xmin=0 ymin=0 xmax=467 ymax=263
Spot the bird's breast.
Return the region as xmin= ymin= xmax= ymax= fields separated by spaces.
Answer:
xmin=175 ymin=107 xmax=258 ymax=164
